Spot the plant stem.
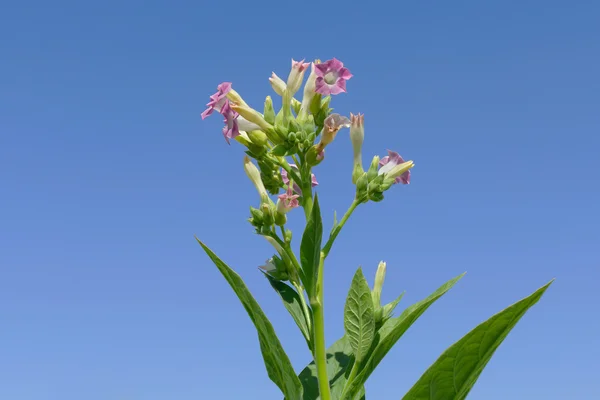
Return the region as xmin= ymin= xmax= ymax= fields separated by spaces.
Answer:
xmin=322 ymin=200 xmax=359 ymax=258
xmin=292 ymin=281 xmax=312 ymax=333
xmin=311 ymin=253 xmax=331 ymax=400
xmin=340 ymin=358 xmax=360 ymax=399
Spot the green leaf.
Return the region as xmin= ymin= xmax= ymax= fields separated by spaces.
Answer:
xmin=265 ymin=274 xmax=313 ymax=352
xmin=344 ymin=267 xmax=376 ymax=362
xmin=402 ymin=279 xmax=554 ymax=400
xmin=298 ymin=336 xmax=366 ymax=400
xmin=343 ymin=273 xmax=465 ymax=399
xmin=300 ymin=194 xmax=323 ymax=299
xmin=196 ymin=238 xmax=303 ymax=400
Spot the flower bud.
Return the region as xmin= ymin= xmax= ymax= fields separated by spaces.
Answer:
xmin=249 ymin=206 xmax=263 ymax=227
xmin=274 ymin=209 xmax=287 ymax=226
xmin=355 ymin=172 xmax=368 ymax=201
xmin=264 ymin=96 xmax=276 ymax=124
xmin=306 ymin=145 xmax=325 ymax=166
xmin=284 ymin=229 xmax=292 ymax=243
xmin=372 ymin=261 xmax=386 ymax=308
xmin=247 ymin=130 xmax=268 ymax=147
xmin=234 ymin=131 xmax=251 ymax=147
xmin=300 ymin=61 xmax=320 ymax=114
xmin=269 ymin=72 xmax=286 ymax=96
xmin=287 ymin=59 xmax=310 ymax=96
xmin=367 ymin=155 xmax=380 ymax=181
xmin=261 ymin=203 xmax=274 ymax=226
xmin=350 ymin=113 xmax=365 ymax=183
xmin=291 ymin=98 xmax=302 ymax=115
xmin=244 ymin=156 xmax=268 ymax=201
xmin=231 ymin=104 xmax=273 ymax=132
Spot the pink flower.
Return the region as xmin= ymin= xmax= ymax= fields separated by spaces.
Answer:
xmin=201 ymin=82 xmax=232 ymax=119
xmin=378 ymin=150 xmax=411 ymax=184
xmin=277 ymin=185 xmax=300 ymax=214
xmin=220 ymin=101 xmax=240 ymax=144
xmin=314 ymin=58 xmax=352 ymax=95
xmin=281 ymin=164 xmax=318 ymax=195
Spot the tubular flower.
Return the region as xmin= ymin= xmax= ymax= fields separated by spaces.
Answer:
xmin=321 ymin=113 xmax=351 ymax=146
xmin=201 ymin=82 xmax=232 ymax=119
xmin=276 ymin=185 xmax=300 ymax=214
xmin=314 ymin=58 xmax=352 ymax=95
xmin=378 ymin=150 xmax=412 ymax=184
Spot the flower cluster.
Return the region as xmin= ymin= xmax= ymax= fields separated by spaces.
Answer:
xmin=201 ymin=57 xmax=414 ymax=274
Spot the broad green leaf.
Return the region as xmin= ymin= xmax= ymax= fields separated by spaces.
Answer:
xmin=344 ymin=267 xmax=376 ymax=362
xmin=196 ymin=239 xmax=303 ymax=400
xmin=298 ymin=336 xmax=366 ymax=400
xmin=266 ymin=274 xmax=313 ymax=352
xmin=300 ymin=194 xmax=322 ymax=299
xmin=402 ymin=280 xmax=554 ymax=400
xmin=343 ymin=273 xmax=465 ymax=399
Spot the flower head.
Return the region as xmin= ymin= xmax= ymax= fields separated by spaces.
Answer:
xmin=321 ymin=113 xmax=351 ymax=146
xmin=378 ymin=150 xmax=411 ymax=184
xmin=281 ymin=164 xmax=318 ymax=195
xmin=314 ymin=58 xmax=352 ymax=95
xmin=201 ymin=82 xmax=232 ymax=119
xmin=276 ymin=185 xmax=300 ymax=214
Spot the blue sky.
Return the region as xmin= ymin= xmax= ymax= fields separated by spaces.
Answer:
xmin=1 ymin=1 xmax=599 ymax=399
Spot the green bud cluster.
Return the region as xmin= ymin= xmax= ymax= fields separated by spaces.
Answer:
xmin=248 ymin=202 xmax=278 ymax=234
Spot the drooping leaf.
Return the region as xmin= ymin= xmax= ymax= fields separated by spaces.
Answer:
xmin=298 ymin=336 xmax=366 ymax=400
xmin=266 ymin=274 xmax=313 ymax=352
xmin=343 ymin=273 xmax=465 ymax=399
xmin=344 ymin=267 xmax=376 ymax=362
xmin=300 ymin=194 xmax=322 ymax=299
xmin=196 ymin=239 xmax=303 ymax=400
xmin=402 ymin=280 xmax=554 ymax=400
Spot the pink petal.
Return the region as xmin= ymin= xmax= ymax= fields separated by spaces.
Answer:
xmin=314 ymin=77 xmax=329 ymax=95
xmin=379 ymin=156 xmax=390 ymax=167
xmin=328 ymin=83 xmax=345 ymax=95
xmin=387 ymin=149 xmax=405 ymax=165
xmin=311 ymin=174 xmax=318 ymax=187
xmin=339 ymin=67 xmax=353 ymax=80
xmin=328 ymin=58 xmax=344 ymax=71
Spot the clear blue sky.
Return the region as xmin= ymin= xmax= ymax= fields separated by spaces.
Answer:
xmin=1 ymin=1 xmax=598 ymax=399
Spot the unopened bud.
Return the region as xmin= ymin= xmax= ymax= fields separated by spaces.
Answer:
xmin=269 ymin=72 xmax=286 ymax=96
xmin=231 ymin=104 xmax=273 ymax=132
xmin=367 ymin=156 xmax=380 ymax=181
xmin=244 ymin=156 xmax=268 ymax=201
xmin=372 ymin=261 xmax=387 ymax=307
xmin=247 ymin=130 xmax=268 ymax=147
xmin=264 ymin=96 xmax=276 ymax=124
xmin=287 ymin=59 xmax=310 ymax=96
xmin=261 ymin=203 xmax=274 ymax=226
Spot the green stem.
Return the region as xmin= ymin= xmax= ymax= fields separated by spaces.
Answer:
xmin=322 ymin=200 xmax=359 ymax=258
xmin=292 ymin=281 xmax=312 ymax=333
xmin=311 ymin=253 xmax=331 ymax=399
xmin=340 ymin=358 xmax=360 ymax=399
